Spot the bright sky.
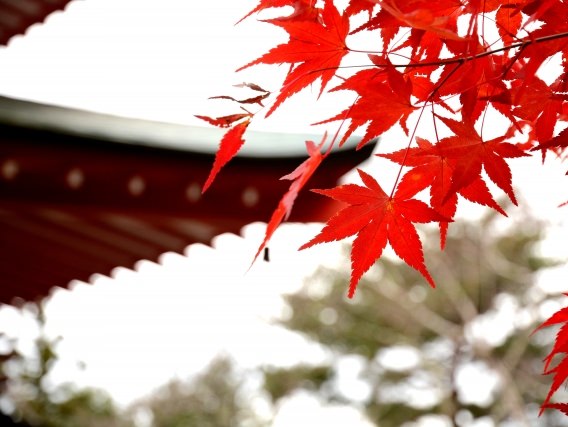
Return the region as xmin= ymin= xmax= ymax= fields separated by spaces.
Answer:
xmin=0 ymin=0 xmax=350 ymax=135
xmin=0 ymin=1 xmax=567 ymax=425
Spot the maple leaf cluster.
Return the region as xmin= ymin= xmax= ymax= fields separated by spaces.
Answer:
xmin=199 ymin=0 xmax=567 ymax=291
xmin=535 ymin=296 xmax=568 ymax=415
xmin=197 ymin=0 xmax=568 ymax=413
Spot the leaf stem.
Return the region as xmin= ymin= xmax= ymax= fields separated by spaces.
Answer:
xmin=324 ymin=95 xmax=360 ymax=157
xmin=389 ymin=62 xmax=464 ymax=198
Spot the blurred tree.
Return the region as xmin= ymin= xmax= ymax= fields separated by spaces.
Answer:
xmin=1 ymin=209 xmax=565 ymax=426
xmin=0 ymin=304 xmax=266 ymax=427
xmin=128 ymin=356 xmax=267 ymax=427
xmin=263 ymin=209 xmax=565 ymax=426
xmin=0 ymin=304 xmax=132 ymax=427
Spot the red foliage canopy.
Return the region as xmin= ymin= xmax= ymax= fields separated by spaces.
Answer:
xmin=198 ymin=0 xmax=568 ymax=413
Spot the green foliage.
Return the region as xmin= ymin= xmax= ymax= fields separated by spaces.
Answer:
xmin=130 ymin=356 xmax=265 ymax=427
xmin=1 ymin=210 xmax=565 ymax=426
xmin=1 ymin=317 xmax=266 ymax=427
xmin=263 ymin=365 xmax=331 ymax=402
xmin=0 ymin=306 xmax=130 ymax=427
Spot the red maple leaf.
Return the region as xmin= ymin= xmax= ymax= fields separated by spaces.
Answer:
xmin=300 ymin=169 xmax=448 ymax=297
xmin=379 ymin=136 xmax=507 ymax=248
xmin=352 ymin=0 xmax=461 ymax=50
xmin=511 ymin=77 xmax=568 ymax=146
xmin=534 ymin=297 xmax=568 ymax=414
xmin=437 ymin=35 xmax=511 ymax=119
xmin=237 ymin=0 xmax=319 ymax=24
xmin=496 ymin=3 xmax=523 ymax=47
xmin=532 ymin=126 xmax=568 ymax=152
xmin=541 ymin=403 xmax=568 ymax=416
xmin=194 ymin=113 xmax=250 ymax=128
xmin=532 ymin=127 xmax=568 ymax=185
xmin=253 ymin=136 xmax=325 ymax=263
xmin=517 ymin=1 xmax=568 ymax=87
xmin=450 ymin=53 xmax=516 ymax=125
xmin=316 ymin=62 xmax=416 ymax=147
xmin=376 ymin=0 xmax=463 ymax=40
xmin=464 ymin=0 xmax=515 ymax=14
xmin=345 ymin=0 xmax=377 ymax=18
xmin=195 ymin=117 xmax=251 ymax=193
xmin=427 ymin=116 xmax=528 ymax=204
xmin=238 ymin=0 xmax=350 ymax=116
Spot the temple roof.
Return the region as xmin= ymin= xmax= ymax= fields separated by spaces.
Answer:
xmin=0 ymin=95 xmax=375 ymax=304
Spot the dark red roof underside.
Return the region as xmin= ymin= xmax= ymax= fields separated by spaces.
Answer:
xmin=0 ymin=0 xmax=74 ymax=46
xmin=0 ymin=114 xmax=375 ymax=305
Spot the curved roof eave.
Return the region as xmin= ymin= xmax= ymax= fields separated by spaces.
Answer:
xmin=0 ymin=95 xmax=368 ymax=158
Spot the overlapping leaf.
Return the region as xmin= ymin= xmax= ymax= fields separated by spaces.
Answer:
xmin=315 ymin=63 xmax=416 ymax=147
xmin=379 ymin=136 xmax=507 ymax=248
xmin=238 ymin=0 xmax=319 ymax=24
xmin=376 ymin=0 xmax=463 ymax=40
xmin=300 ymin=169 xmax=448 ymax=297
xmin=424 ymin=116 xmax=528 ymax=205
xmin=511 ymin=77 xmax=568 ymax=146
xmin=195 ymin=114 xmax=251 ymax=192
xmin=532 ymin=127 xmax=568 ymax=152
xmin=238 ymin=0 xmax=349 ymax=116
xmin=253 ymin=137 xmax=325 ymax=262
xmin=534 ymin=297 xmax=568 ymax=413
xmin=345 ymin=0 xmax=376 ymax=18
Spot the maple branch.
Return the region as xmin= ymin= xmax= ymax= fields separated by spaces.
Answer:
xmin=421 ymin=31 xmax=568 ymax=68
xmin=334 ymin=30 xmax=568 ymax=72
xmin=388 ymin=105 xmax=428 ymax=198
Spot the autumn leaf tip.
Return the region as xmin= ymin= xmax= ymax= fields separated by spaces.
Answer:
xmin=201 ymin=174 xmax=216 ymax=194
xmin=420 ymin=268 xmax=436 ymax=289
xmin=298 ymin=240 xmax=316 ymax=251
xmin=201 ymin=182 xmax=211 ymax=195
xmin=347 ymin=287 xmax=356 ymax=299
xmin=347 ymin=277 xmax=360 ymax=299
